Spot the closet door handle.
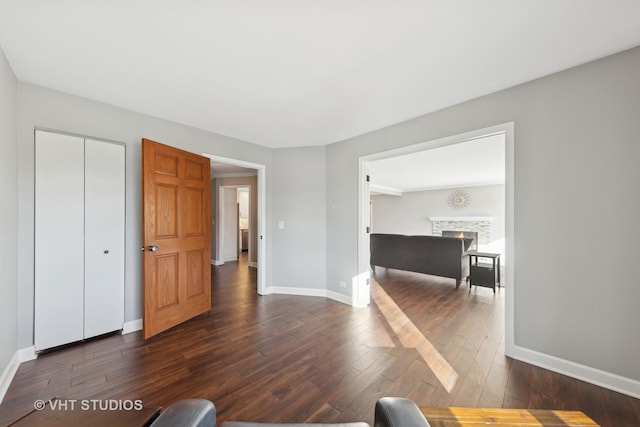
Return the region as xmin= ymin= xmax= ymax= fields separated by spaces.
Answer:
xmin=148 ymin=245 xmax=159 ymax=252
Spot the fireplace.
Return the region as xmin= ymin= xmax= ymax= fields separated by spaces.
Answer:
xmin=442 ymin=230 xmax=477 ymax=251
xmin=429 ymin=216 xmax=491 ymax=249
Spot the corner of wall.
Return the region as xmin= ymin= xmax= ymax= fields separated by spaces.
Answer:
xmin=0 ymin=42 xmax=19 ymax=405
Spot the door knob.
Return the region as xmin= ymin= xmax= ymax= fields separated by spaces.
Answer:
xmin=148 ymin=245 xmax=159 ymax=252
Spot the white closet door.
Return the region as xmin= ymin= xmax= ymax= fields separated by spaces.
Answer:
xmin=34 ymin=131 xmax=85 ymax=351
xmin=84 ymin=139 xmax=125 ymax=338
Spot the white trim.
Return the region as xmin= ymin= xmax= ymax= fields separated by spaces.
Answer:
xmin=211 ymin=172 xmax=257 ymax=179
xmin=122 ymin=319 xmax=142 ymax=334
xmin=0 ymin=351 xmax=20 ymax=405
xmin=263 ymin=286 xmax=327 ymax=298
xmin=222 ymin=255 xmax=239 ymax=263
xmin=510 ymin=344 xmax=640 ymax=399
xmin=328 ymin=290 xmax=353 ymax=306
xmin=211 ymin=259 xmax=225 ymax=266
xmin=370 ymin=184 xmax=403 ymax=196
xmin=249 ymin=261 xmax=258 ymax=268
xmin=262 ymin=286 xmax=355 ymax=307
xmin=504 ymin=123 xmax=516 ymax=359
xmin=19 ymin=346 xmax=36 ymax=362
xmin=403 ymin=180 xmax=506 ymax=193
xmin=357 ymin=160 xmax=372 ymax=308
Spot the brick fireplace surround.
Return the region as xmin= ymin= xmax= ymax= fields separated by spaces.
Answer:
xmin=429 ymin=216 xmax=492 ymax=244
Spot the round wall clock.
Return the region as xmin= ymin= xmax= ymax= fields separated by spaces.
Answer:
xmin=448 ymin=190 xmax=470 ymax=209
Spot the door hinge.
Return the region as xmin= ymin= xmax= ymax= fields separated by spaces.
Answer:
xmin=366 ymin=226 xmax=370 ymax=234
xmin=366 ymin=174 xmax=370 ymax=182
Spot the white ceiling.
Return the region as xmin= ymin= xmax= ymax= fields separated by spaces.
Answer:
xmin=368 ymin=133 xmax=505 ymax=194
xmin=1 ymin=1 xmax=639 ymax=149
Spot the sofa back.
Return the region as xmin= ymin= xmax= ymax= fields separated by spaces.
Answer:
xmin=370 ymin=234 xmax=469 ymax=280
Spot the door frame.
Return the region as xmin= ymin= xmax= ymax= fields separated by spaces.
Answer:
xmin=204 ymin=154 xmax=266 ymax=296
xmin=357 ymin=122 xmax=515 ymax=355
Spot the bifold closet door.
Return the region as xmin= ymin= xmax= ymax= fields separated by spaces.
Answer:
xmin=34 ymin=131 xmax=85 ymax=350
xmin=35 ymin=131 xmax=125 ymax=351
xmin=84 ymin=139 xmax=125 ymax=338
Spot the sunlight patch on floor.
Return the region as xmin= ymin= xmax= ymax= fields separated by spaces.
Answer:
xmin=372 ymin=282 xmax=459 ymax=392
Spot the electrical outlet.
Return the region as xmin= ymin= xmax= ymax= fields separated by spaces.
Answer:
xmin=339 ymin=281 xmax=347 ymax=288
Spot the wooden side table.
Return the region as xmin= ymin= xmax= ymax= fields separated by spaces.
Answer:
xmin=467 ymin=251 xmax=500 ymax=293
xmin=420 ymin=407 xmax=599 ymax=426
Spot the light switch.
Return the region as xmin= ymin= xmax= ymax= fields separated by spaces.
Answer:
xmin=278 ymin=221 xmax=285 ymax=230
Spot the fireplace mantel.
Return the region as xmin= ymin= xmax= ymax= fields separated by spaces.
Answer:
xmin=429 ymin=216 xmax=493 ymax=222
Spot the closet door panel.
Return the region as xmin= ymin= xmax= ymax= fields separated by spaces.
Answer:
xmin=34 ymin=131 xmax=85 ymax=351
xmin=84 ymin=139 xmax=125 ymax=338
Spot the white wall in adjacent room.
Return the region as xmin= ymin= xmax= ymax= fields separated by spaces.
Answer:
xmin=371 ymin=184 xmax=505 ymax=258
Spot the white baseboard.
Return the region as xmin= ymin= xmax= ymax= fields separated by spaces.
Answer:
xmin=214 ymin=259 xmax=257 ymax=268
xmin=122 ymin=319 xmax=143 ymax=334
xmin=327 ymin=290 xmax=353 ymax=306
xmin=264 ymin=286 xmax=328 ymax=298
xmin=509 ymin=344 xmax=640 ymax=399
xmin=19 ymin=346 xmax=36 ymax=363
xmin=262 ymin=286 xmax=355 ymax=307
xmin=0 ymin=351 xmax=20 ymax=405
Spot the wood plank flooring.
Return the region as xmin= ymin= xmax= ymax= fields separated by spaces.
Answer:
xmin=1 ymin=254 xmax=639 ymax=426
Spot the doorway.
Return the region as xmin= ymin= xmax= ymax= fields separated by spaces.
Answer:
xmin=357 ymin=122 xmax=515 ymax=356
xmin=218 ymin=186 xmax=240 ymax=263
xmin=218 ymin=185 xmax=251 ymax=263
xmin=205 ymin=154 xmax=266 ymax=296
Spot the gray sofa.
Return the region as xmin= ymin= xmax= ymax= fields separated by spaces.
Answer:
xmin=151 ymin=399 xmax=216 ymax=427
xmin=370 ymin=234 xmax=470 ymax=287
xmin=151 ymin=397 xmax=431 ymax=427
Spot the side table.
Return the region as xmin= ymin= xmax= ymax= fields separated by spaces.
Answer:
xmin=468 ymin=251 xmax=501 ymax=293
xmin=420 ymin=407 xmax=599 ymax=426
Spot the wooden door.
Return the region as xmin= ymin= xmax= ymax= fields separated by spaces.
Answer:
xmin=142 ymin=138 xmax=211 ymax=339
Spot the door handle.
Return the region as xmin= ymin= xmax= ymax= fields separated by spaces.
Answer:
xmin=148 ymin=245 xmax=159 ymax=252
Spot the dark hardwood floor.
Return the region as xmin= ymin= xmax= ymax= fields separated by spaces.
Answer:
xmin=2 ymin=253 xmax=640 ymax=426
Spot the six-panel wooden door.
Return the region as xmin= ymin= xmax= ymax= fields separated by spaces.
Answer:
xmin=142 ymin=138 xmax=212 ymax=339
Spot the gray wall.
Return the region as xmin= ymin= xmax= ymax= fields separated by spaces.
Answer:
xmin=326 ymin=46 xmax=640 ymax=382
xmin=0 ymin=46 xmax=18 ymax=378
xmin=16 ymin=83 xmax=275 ymax=348
xmin=271 ymin=147 xmax=327 ymax=290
